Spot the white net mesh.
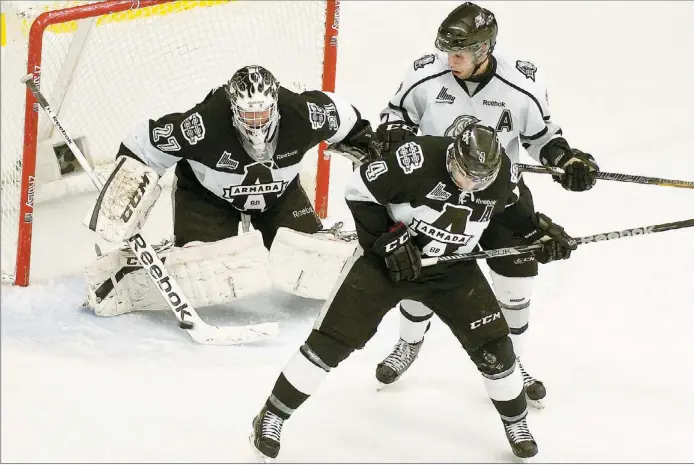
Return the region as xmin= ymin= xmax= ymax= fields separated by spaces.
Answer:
xmin=1 ymin=0 xmax=333 ymax=284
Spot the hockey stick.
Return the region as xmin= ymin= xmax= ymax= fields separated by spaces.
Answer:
xmin=518 ymin=163 xmax=694 ymax=189
xmin=22 ymin=74 xmax=279 ymax=345
xmin=421 ymin=218 xmax=694 ymax=267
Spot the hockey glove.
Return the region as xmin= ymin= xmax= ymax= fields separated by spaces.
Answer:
xmin=329 ymin=119 xmax=381 ymax=165
xmin=520 ymin=213 xmax=577 ymax=264
xmin=372 ymin=222 xmax=421 ymax=282
xmin=541 ymin=139 xmax=599 ymax=192
xmin=375 ymin=122 xmax=417 ymax=154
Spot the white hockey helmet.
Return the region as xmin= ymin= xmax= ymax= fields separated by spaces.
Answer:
xmin=225 ymin=65 xmax=280 ymax=162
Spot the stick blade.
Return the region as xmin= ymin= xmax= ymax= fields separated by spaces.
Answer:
xmin=186 ymin=321 xmax=280 ymax=345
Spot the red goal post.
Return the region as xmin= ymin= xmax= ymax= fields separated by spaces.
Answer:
xmin=2 ymin=0 xmax=340 ymax=286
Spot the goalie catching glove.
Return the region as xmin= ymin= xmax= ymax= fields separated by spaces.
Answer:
xmin=372 ymin=222 xmax=421 ymax=282
xmin=519 ymin=213 xmax=577 ymax=263
xmin=84 ymin=155 xmax=161 ymax=243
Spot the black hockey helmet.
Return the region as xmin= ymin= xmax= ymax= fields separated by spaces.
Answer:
xmin=446 ymin=122 xmax=502 ymax=192
xmin=435 ymin=2 xmax=498 ymax=54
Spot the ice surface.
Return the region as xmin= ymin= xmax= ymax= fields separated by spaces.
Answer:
xmin=2 ymin=1 xmax=694 ymax=462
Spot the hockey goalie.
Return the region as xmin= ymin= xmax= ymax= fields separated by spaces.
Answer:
xmin=82 ymin=65 xmax=376 ymax=316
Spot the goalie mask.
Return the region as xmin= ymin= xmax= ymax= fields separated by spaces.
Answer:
xmin=226 ymin=65 xmax=280 ymax=163
xmin=447 ymin=123 xmax=502 ymax=192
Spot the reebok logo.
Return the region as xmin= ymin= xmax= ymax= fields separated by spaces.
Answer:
xmin=292 ymin=207 xmax=313 ymax=218
xmin=127 ymin=234 xmax=192 ymax=324
xmin=579 ymin=226 xmax=654 ymax=244
xmin=435 ymin=87 xmax=455 ymax=104
xmin=483 ymin=99 xmax=505 ymax=107
xmin=276 ymin=150 xmax=298 ymax=160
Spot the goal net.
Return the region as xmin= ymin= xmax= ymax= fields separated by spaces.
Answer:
xmin=1 ymin=0 xmax=340 ymax=286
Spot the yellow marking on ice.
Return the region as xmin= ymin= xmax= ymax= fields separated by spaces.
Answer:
xmin=1 ymin=13 xmax=6 ymax=47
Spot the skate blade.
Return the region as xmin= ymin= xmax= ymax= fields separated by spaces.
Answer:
xmin=516 ymin=457 xmax=532 ymax=464
xmin=248 ymin=431 xmax=275 ymax=463
xmin=525 ymin=395 xmax=545 ymax=410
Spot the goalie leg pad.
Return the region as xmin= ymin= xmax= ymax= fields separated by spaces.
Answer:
xmin=83 ymin=155 xmax=161 ymax=243
xmin=84 ymin=231 xmax=270 ymax=316
xmin=269 ymin=227 xmax=359 ymax=300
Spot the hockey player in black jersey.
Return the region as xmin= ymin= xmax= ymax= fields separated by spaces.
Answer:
xmin=250 ymin=123 xmax=577 ymax=461
xmin=84 ymin=65 xmax=377 ymax=249
xmin=375 ymin=2 xmax=599 ymax=406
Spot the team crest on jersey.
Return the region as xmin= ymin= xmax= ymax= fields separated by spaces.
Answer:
xmin=444 ymin=115 xmax=481 ymax=137
xmin=181 ymin=112 xmax=205 ymax=145
xmin=222 ymin=181 xmax=285 ymax=198
xmin=426 ymin=182 xmax=451 ymax=201
xmin=216 ymin=151 xmax=239 ymax=170
xmin=515 ymin=60 xmax=537 ymax=81
xmin=413 ymin=54 xmax=436 ymax=70
xmin=395 ymin=142 xmax=424 ymax=174
xmin=410 ymin=217 xmax=474 ymax=246
xmin=307 ymin=102 xmax=327 ymax=130
xmin=365 ymin=160 xmax=388 ymax=182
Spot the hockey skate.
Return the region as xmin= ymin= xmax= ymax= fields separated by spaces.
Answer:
xmin=518 ymin=360 xmax=546 ymax=409
xmin=503 ymin=415 xmax=538 ymax=462
xmin=375 ymin=338 xmax=423 ymax=389
xmin=249 ymin=407 xmax=284 ymax=463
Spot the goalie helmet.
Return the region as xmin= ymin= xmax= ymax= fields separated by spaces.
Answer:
xmin=446 ymin=122 xmax=502 ymax=192
xmin=435 ymin=2 xmax=497 ymax=75
xmin=225 ymin=65 xmax=280 ymax=162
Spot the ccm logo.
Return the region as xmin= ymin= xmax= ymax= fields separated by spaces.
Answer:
xmin=470 ymin=312 xmax=501 ymax=329
xmin=385 ymin=231 xmax=409 ymax=253
xmin=121 ymin=175 xmax=150 ymax=222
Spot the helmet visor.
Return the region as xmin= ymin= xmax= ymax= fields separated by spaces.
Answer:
xmin=438 ymin=41 xmax=489 ymax=66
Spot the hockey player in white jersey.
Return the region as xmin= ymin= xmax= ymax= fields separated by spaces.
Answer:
xmin=375 ymin=2 xmax=599 ymax=407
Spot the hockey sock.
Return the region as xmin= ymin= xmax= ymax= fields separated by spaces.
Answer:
xmin=489 ymin=271 xmax=533 ymax=358
xmin=398 ymin=301 xmax=433 ymax=343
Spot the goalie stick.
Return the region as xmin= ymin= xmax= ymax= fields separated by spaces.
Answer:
xmin=421 ymin=218 xmax=694 ymax=266
xmin=22 ymin=73 xmax=279 ymax=345
xmin=518 ymin=163 xmax=694 ymax=189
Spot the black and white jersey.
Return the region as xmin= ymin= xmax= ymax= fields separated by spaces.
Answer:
xmin=380 ymin=52 xmax=562 ymax=167
xmin=118 ymin=86 xmax=358 ymax=212
xmin=345 ymin=135 xmax=523 ymax=278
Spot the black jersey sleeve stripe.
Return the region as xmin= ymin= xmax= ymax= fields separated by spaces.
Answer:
xmin=523 ymin=126 xmax=548 ymax=141
xmin=494 ymin=74 xmax=546 ymax=119
xmin=387 ymin=102 xmax=412 ymax=125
